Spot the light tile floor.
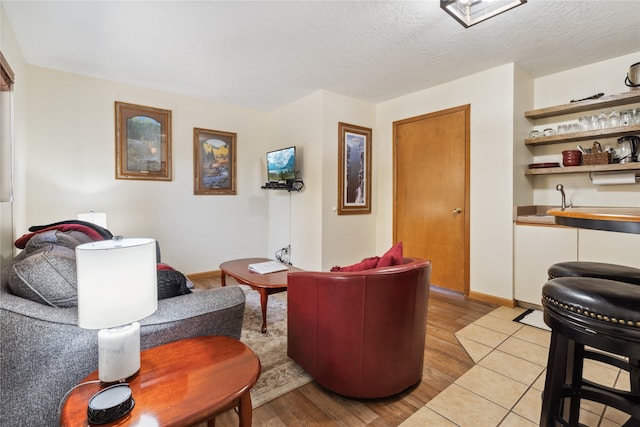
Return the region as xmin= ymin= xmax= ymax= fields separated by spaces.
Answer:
xmin=401 ymin=306 xmax=632 ymax=427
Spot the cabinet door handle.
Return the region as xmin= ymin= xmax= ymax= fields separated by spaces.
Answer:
xmin=453 ymin=208 xmax=462 ymax=214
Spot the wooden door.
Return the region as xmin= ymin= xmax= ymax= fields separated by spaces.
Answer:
xmin=393 ymin=105 xmax=470 ymax=294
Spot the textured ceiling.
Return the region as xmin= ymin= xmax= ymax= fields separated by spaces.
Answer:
xmin=2 ymin=0 xmax=640 ymax=111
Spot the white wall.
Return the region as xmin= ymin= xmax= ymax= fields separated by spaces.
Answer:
xmin=10 ymin=58 xmax=378 ymax=276
xmin=534 ymin=53 xmax=639 ymax=109
xmin=268 ymin=90 xmax=377 ymax=271
xmin=530 ymin=52 xmax=640 ymax=209
xmin=513 ymin=65 xmax=535 ymax=208
xmin=24 ymin=66 xmax=271 ymax=274
xmin=320 ymin=91 xmax=376 ymax=271
xmin=269 ymin=92 xmax=324 ymax=270
xmin=376 ymin=64 xmax=517 ymax=300
xmin=374 ymin=54 xmax=640 ymax=301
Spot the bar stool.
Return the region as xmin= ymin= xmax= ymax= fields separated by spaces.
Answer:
xmin=541 ymin=277 xmax=640 ymax=426
xmin=548 ymin=261 xmax=640 ymax=285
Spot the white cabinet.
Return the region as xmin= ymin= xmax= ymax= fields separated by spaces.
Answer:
xmin=578 ymin=229 xmax=640 ymax=267
xmin=514 ymin=224 xmax=640 ymax=306
xmin=514 ymin=224 xmax=577 ymax=306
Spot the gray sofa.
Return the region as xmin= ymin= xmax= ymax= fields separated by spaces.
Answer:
xmin=0 ymin=227 xmax=245 ymax=426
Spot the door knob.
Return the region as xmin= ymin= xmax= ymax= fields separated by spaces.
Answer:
xmin=453 ymin=208 xmax=462 ymax=214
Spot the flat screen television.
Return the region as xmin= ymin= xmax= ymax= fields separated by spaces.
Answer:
xmin=267 ymin=146 xmax=296 ymax=182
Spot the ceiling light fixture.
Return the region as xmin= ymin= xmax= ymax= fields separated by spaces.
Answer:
xmin=441 ymin=0 xmax=527 ymax=28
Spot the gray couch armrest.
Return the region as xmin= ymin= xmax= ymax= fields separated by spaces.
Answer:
xmin=145 ymin=285 xmax=245 ymax=327
xmin=139 ymin=285 xmax=246 ymax=348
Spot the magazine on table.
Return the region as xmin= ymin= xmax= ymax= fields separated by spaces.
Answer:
xmin=248 ymin=260 xmax=289 ymax=274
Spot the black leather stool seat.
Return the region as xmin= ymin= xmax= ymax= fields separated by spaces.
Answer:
xmin=548 ymin=261 xmax=640 ymax=286
xmin=541 ymin=277 xmax=640 ymax=426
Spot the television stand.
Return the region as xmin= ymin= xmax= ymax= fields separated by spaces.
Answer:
xmin=261 ymin=179 xmax=304 ymax=192
xmin=262 ymin=181 xmax=287 ymax=189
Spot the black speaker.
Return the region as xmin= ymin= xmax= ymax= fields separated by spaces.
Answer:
xmin=87 ymin=383 xmax=134 ymax=424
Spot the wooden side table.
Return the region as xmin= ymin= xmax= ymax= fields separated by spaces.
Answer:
xmin=60 ymin=336 xmax=261 ymax=427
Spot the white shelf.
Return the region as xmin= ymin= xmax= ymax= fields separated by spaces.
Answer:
xmin=524 ymin=91 xmax=640 ymax=176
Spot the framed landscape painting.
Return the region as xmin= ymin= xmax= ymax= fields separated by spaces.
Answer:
xmin=338 ymin=122 xmax=372 ymax=215
xmin=115 ymin=102 xmax=172 ymax=181
xmin=193 ymin=128 xmax=237 ymax=195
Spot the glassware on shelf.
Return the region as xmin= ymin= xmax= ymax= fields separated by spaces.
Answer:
xmin=608 ymin=109 xmax=620 ymax=128
xmin=597 ymin=111 xmax=608 ymax=129
xmin=621 ymin=110 xmax=632 ymax=126
xmin=578 ymin=116 xmax=589 ymax=130
xmin=530 ymin=105 xmax=640 ymax=148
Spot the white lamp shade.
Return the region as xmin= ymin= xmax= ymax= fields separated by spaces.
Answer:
xmin=77 ymin=238 xmax=158 ymax=329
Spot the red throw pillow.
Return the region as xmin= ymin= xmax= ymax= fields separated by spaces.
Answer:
xmin=331 ymin=256 xmax=380 ymax=272
xmin=157 ymin=263 xmax=175 ymax=271
xmin=376 ymin=242 xmax=403 ymax=268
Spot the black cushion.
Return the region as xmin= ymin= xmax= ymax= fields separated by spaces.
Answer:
xmin=548 ymin=261 xmax=640 ymax=286
xmin=156 ymin=269 xmax=192 ymax=300
xmin=542 ymin=276 xmax=640 ymax=343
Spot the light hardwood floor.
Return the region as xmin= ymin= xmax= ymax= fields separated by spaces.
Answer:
xmin=193 ymin=276 xmax=497 ymax=426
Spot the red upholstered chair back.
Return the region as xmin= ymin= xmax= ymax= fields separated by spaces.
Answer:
xmin=286 ymin=257 xmax=431 ymax=398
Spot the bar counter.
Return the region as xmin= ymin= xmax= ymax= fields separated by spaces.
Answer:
xmin=547 ymin=207 xmax=640 ymax=234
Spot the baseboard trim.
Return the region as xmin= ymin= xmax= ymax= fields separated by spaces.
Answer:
xmin=186 ymin=272 xmax=516 ymax=308
xmin=468 ymin=290 xmax=515 ymax=308
xmin=186 ymin=270 xmax=220 ymax=281
xmin=516 ymin=300 xmax=543 ymax=311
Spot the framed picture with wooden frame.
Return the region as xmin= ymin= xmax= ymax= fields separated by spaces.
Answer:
xmin=338 ymin=122 xmax=372 ymax=215
xmin=115 ymin=101 xmax=172 ymax=181
xmin=193 ymin=127 xmax=237 ymax=195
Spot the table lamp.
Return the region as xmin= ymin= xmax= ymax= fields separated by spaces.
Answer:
xmin=77 ymin=211 xmax=108 ymax=229
xmin=76 ymin=237 xmax=157 ymax=383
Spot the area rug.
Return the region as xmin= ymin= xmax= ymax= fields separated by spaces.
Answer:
xmin=513 ymin=308 xmax=551 ymax=331
xmin=238 ymin=285 xmax=313 ymax=408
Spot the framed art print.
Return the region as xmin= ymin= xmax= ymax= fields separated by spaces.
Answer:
xmin=115 ymin=102 xmax=172 ymax=181
xmin=338 ymin=122 xmax=372 ymax=215
xmin=193 ymin=127 xmax=237 ymax=195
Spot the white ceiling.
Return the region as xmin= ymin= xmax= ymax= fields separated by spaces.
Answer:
xmin=2 ymin=0 xmax=640 ymax=111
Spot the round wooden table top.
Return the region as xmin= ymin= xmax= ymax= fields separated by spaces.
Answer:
xmin=219 ymin=258 xmax=304 ymax=288
xmin=60 ymin=336 xmax=261 ymax=427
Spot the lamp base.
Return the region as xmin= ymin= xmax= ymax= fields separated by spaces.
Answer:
xmin=98 ymin=322 xmax=141 ymax=383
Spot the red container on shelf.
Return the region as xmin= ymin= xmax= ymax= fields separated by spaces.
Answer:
xmin=562 ymin=150 xmax=582 ymax=166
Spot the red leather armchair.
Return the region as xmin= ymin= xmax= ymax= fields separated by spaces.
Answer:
xmin=287 ymin=258 xmax=431 ymax=398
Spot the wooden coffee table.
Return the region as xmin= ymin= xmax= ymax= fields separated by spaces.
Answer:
xmin=60 ymin=336 xmax=261 ymax=427
xmin=220 ymin=258 xmax=303 ymax=333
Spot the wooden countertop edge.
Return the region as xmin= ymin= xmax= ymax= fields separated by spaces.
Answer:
xmin=514 ymin=220 xmax=571 ymax=228
xmin=547 ymin=208 xmax=640 ymax=223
